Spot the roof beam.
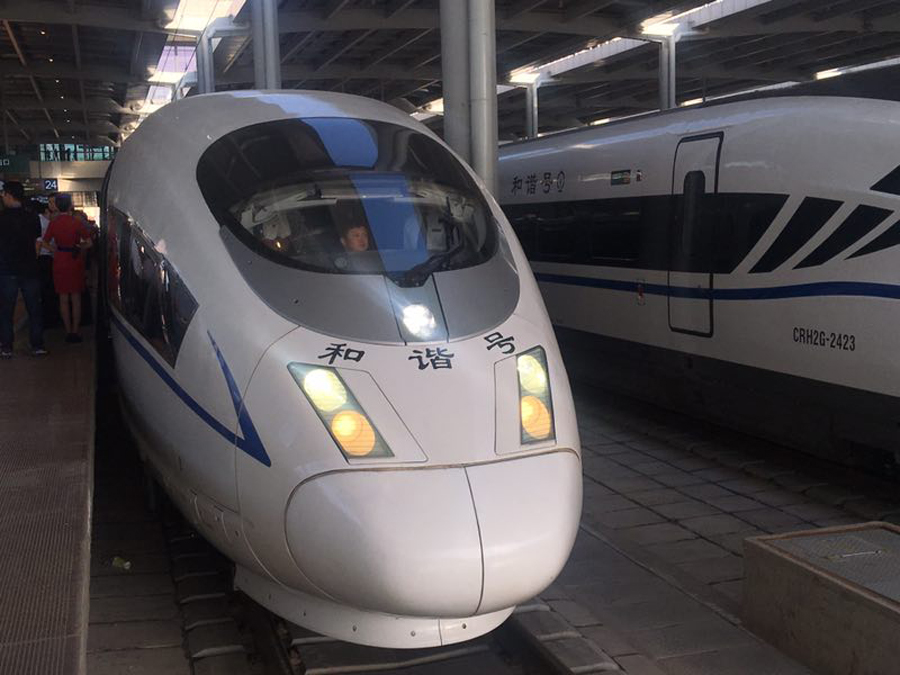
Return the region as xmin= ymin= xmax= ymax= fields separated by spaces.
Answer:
xmin=322 ymin=0 xmax=352 ymax=20
xmin=690 ymin=12 xmax=900 ymax=38
xmin=278 ymin=8 xmax=621 ymax=37
xmin=385 ymin=0 xmax=417 ymax=18
xmin=0 ymin=62 xmax=147 ymax=85
xmin=0 ymin=0 xmax=189 ymax=35
xmin=4 ymin=110 xmax=31 ymax=141
xmin=222 ymin=63 xmax=442 ymax=85
xmin=315 ymin=30 xmax=375 ymax=71
xmin=505 ymin=1 xmax=547 ymax=20
xmin=563 ymin=0 xmax=618 ymax=23
xmin=2 ymin=19 xmax=58 ymax=139
xmin=0 ymin=97 xmax=132 ymax=114
xmin=71 ymin=25 xmax=90 ymax=142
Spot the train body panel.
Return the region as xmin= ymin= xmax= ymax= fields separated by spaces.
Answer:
xmin=498 ymin=95 xmax=900 ymax=466
xmin=104 ymin=91 xmax=581 ymax=648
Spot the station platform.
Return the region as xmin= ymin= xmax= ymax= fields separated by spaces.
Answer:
xmin=0 ymin=325 xmax=95 ymax=675
xmin=515 ymin=381 xmax=900 ymax=675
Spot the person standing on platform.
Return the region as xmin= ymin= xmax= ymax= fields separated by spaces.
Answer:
xmin=31 ymin=200 xmax=59 ymax=328
xmin=40 ymin=193 xmax=91 ymax=343
xmin=0 ymin=181 xmax=46 ymax=357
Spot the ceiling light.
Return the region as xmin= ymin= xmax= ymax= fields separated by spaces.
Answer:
xmin=681 ymin=97 xmax=704 ymax=107
xmin=641 ymin=21 xmax=679 ymax=36
xmin=48 ymin=57 xmax=54 ymax=62
xmin=590 ymin=118 xmax=611 ymax=126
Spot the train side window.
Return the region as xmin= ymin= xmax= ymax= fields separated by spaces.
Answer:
xmin=682 ymin=171 xmax=705 ymax=255
xmin=586 ymin=200 xmax=641 ymax=262
xmin=537 ymin=204 xmax=576 ymax=259
xmin=503 ymin=206 xmax=538 ymax=258
xmin=108 ymin=208 xmax=197 ymax=366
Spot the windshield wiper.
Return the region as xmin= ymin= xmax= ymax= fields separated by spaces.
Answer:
xmin=394 ymin=207 xmax=465 ymax=287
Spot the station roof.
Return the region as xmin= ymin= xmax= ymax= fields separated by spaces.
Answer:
xmin=1 ymin=0 xmax=899 ymax=147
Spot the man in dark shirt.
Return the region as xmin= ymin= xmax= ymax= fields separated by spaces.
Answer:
xmin=0 ymin=181 xmax=46 ymax=356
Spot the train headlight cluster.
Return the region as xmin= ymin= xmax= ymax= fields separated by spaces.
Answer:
xmin=288 ymin=364 xmax=393 ymax=459
xmin=517 ymin=347 xmax=555 ymax=443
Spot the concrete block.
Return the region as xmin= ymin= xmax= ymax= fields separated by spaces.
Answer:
xmin=88 ymin=620 xmax=182 ymax=651
xmin=193 ymin=652 xmax=255 ymax=675
xmin=89 ymin=594 xmax=180 ymax=623
xmin=513 ymin=608 xmax=580 ymax=640
xmin=620 ymin=523 xmax=696 ymax=546
xmin=743 ymin=522 xmax=900 ymax=675
xmin=680 ymin=514 xmax=750 ymax=537
xmin=703 ymin=495 xmax=762 ymax=513
xmin=751 ymin=489 xmax=806 ymax=508
xmin=176 ymin=574 xmax=229 ymax=604
xmin=90 ymin=573 xmax=173 ymax=599
xmin=187 ymin=621 xmax=245 ymax=659
xmin=613 ymin=654 xmax=666 ymax=675
xmin=645 ymin=539 xmax=731 ymax=565
xmin=627 ymin=488 xmax=691 ymax=507
xmin=579 ymin=625 xmax=636 ymax=658
xmin=588 ymin=507 xmax=665 ymax=530
xmin=651 ymin=500 xmax=719 ymax=520
xmin=675 ymin=554 xmax=744 ymax=585
xmin=548 ymin=600 xmax=602 ymax=627
xmin=87 ymin=647 xmax=190 ymax=675
xmin=541 ymin=637 xmax=620 ymax=673
xmin=626 ymin=616 xmax=755 ymax=660
xmin=182 ymin=597 xmax=232 ymax=629
xmin=652 ymin=471 xmax=705 ymax=488
xmin=734 ymin=508 xmax=805 ymax=532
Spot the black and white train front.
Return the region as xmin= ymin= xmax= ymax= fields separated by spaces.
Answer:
xmin=102 ymin=91 xmax=581 ymax=648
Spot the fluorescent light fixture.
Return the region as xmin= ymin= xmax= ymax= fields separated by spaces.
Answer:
xmin=816 ymin=68 xmax=841 ymax=80
xmin=641 ymin=21 xmax=679 ymax=36
xmin=426 ymin=99 xmax=444 ymax=114
xmin=164 ymin=0 xmax=234 ymax=31
xmin=148 ymin=71 xmax=187 ymax=84
xmin=681 ymin=97 xmax=704 ymax=107
xmin=590 ymin=118 xmax=611 ymax=126
xmin=510 ymin=69 xmax=540 ymax=84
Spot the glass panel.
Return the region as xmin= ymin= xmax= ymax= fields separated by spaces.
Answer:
xmin=196 ymin=118 xmax=498 ymax=281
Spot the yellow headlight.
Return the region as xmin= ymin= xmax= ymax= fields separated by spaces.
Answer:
xmin=517 ymin=354 xmax=548 ymax=396
xmin=331 ymin=410 xmax=376 ymax=456
xmin=302 ymin=369 xmax=347 ymax=412
xmin=520 ymin=395 xmax=552 ymax=440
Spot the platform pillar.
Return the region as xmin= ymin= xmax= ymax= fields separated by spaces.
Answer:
xmin=658 ymin=34 xmax=677 ymax=110
xmin=252 ymin=0 xmax=282 ymax=90
xmin=468 ymin=0 xmax=498 ymax=194
xmin=196 ymin=31 xmax=215 ymax=94
xmin=440 ymin=0 xmax=471 ymax=164
xmin=525 ymin=82 xmax=539 ymax=138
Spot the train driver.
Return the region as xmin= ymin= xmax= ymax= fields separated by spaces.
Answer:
xmin=340 ymin=221 xmax=370 ymax=253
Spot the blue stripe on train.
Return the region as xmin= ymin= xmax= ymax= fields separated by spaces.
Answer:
xmin=110 ymin=312 xmax=271 ymax=466
xmin=534 ymin=273 xmax=900 ymax=301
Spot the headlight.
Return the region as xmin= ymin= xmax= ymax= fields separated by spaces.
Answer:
xmin=517 ymin=347 xmax=555 ymax=444
xmin=288 ymin=363 xmax=393 ymax=459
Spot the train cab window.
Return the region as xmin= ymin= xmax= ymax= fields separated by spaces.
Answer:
xmin=196 ymin=118 xmax=498 ymax=283
xmin=108 ymin=208 xmax=197 ymax=366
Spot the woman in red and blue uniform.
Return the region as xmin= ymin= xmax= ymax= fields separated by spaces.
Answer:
xmin=41 ymin=193 xmax=92 ymax=342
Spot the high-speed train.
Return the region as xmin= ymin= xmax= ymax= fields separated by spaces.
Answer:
xmin=499 ymin=95 xmax=900 ymax=475
xmin=101 ymin=91 xmax=581 ymax=648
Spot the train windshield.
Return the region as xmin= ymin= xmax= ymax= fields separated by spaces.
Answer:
xmin=197 ymin=118 xmax=498 ymax=280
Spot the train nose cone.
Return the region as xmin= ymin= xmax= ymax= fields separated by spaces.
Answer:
xmin=285 ymin=451 xmax=581 ymax=619
xmin=285 ymin=467 xmax=484 ymax=618
xmin=466 ymin=450 xmax=582 ymax=613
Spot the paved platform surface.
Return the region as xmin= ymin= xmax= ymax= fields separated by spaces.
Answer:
xmin=529 ymin=381 xmax=900 ymax=674
xmin=0 ymin=326 xmax=95 ymax=675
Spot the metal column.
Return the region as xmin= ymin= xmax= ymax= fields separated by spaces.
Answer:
xmin=658 ymin=34 xmax=677 ymax=110
xmin=253 ymin=0 xmax=281 ymax=89
xmin=468 ymin=0 xmax=498 ymax=195
xmin=196 ymin=31 xmax=214 ymax=94
xmin=525 ymin=82 xmax=539 ymax=139
xmin=439 ymin=0 xmax=470 ymax=163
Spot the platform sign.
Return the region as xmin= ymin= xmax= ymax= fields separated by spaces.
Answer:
xmin=0 ymin=155 xmax=32 ymax=174
xmin=43 ymin=178 xmax=59 ymax=191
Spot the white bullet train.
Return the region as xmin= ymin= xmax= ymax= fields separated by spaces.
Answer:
xmin=101 ymin=91 xmax=581 ymax=648
xmin=498 ymin=95 xmax=900 ymax=474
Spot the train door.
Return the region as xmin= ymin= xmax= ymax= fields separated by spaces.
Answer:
xmin=668 ymin=132 xmax=722 ymax=337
